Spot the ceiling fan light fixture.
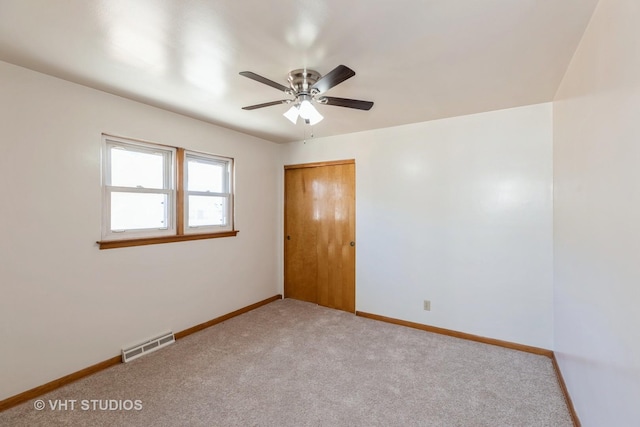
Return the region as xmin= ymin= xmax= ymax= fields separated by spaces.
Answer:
xmin=297 ymin=99 xmax=314 ymax=119
xmin=298 ymin=99 xmax=323 ymax=125
xmin=283 ymin=105 xmax=299 ymax=124
xmin=306 ymin=108 xmax=323 ymax=126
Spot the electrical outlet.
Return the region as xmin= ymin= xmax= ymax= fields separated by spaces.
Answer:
xmin=423 ymin=300 xmax=431 ymax=311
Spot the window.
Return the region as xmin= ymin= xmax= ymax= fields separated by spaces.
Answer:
xmin=100 ymin=135 xmax=236 ymax=249
xmin=184 ymin=152 xmax=232 ymax=233
xmin=102 ymin=137 xmax=176 ymax=240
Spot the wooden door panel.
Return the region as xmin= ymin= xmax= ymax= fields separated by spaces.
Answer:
xmin=316 ymin=164 xmax=355 ymax=312
xmin=284 ymin=168 xmax=317 ymax=303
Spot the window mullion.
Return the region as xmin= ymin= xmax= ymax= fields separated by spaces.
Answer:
xmin=176 ymin=148 xmax=185 ymax=235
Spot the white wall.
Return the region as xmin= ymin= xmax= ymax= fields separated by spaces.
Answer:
xmin=0 ymin=61 xmax=280 ymax=400
xmin=553 ymin=0 xmax=640 ymax=425
xmin=281 ymin=103 xmax=554 ymax=349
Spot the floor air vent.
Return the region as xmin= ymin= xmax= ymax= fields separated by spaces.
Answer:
xmin=122 ymin=332 xmax=175 ymax=363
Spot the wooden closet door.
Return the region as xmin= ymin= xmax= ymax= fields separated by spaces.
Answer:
xmin=284 ymin=161 xmax=355 ymax=313
xmin=284 ymin=167 xmax=318 ymax=304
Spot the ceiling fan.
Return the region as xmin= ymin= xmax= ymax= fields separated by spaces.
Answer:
xmin=239 ymin=65 xmax=373 ymax=125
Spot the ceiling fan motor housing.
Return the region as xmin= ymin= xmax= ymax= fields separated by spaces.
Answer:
xmin=287 ymin=69 xmax=321 ymax=95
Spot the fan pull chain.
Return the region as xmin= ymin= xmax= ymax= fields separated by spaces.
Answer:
xmin=302 ymin=125 xmax=315 ymax=144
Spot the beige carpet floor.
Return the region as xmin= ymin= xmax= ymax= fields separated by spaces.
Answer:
xmin=0 ymin=298 xmax=572 ymax=426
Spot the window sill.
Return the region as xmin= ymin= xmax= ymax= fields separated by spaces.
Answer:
xmin=97 ymin=230 xmax=239 ymax=250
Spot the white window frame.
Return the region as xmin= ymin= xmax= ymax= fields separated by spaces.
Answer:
xmin=101 ymin=135 xmax=176 ymax=241
xmin=183 ymin=151 xmax=234 ymax=234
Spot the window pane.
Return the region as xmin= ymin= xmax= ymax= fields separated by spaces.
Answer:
xmin=187 ymin=159 xmax=224 ymax=192
xmin=188 ymin=195 xmax=226 ymax=227
xmin=111 ymin=147 xmax=165 ymax=189
xmin=111 ymin=192 xmax=168 ymax=231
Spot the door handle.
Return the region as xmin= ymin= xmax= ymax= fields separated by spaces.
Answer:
xmin=350 ymin=241 xmax=355 ymax=247
xmin=287 ymin=235 xmax=291 ymax=240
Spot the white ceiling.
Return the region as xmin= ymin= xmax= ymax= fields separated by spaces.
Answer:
xmin=0 ymin=0 xmax=599 ymax=143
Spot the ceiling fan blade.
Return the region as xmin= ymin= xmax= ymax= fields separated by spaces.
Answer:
xmin=239 ymin=71 xmax=290 ymax=92
xmin=321 ymin=96 xmax=374 ymax=110
xmin=242 ymin=100 xmax=290 ymax=110
xmin=311 ymin=65 xmax=356 ymax=94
